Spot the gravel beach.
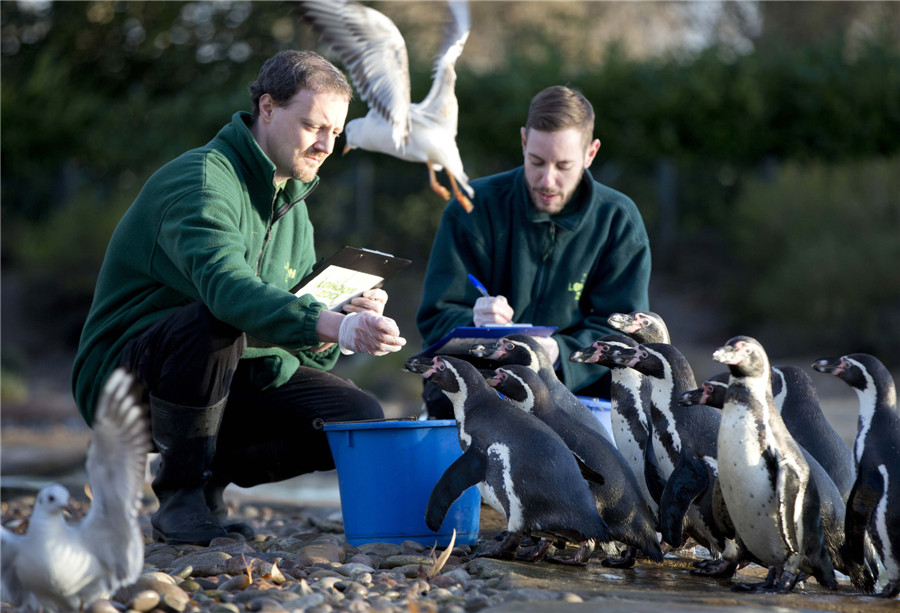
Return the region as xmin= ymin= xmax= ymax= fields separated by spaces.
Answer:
xmin=2 ymin=485 xmax=898 ymax=613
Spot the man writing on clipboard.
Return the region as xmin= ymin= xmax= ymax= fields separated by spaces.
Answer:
xmin=72 ymin=51 xmax=405 ymax=546
xmin=417 ymin=86 xmax=651 ymax=419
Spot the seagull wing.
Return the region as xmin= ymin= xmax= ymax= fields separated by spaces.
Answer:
xmin=300 ymin=0 xmax=412 ymax=149
xmin=417 ymin=0 xmax=470 ymax=129
xmin=78 ymin=368 xmax=151 ymax=594
xmin=1 ymin=525 xmax=27 ymax=607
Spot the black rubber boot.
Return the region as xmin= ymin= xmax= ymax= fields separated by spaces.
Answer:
xmin=150 ymin=395 xmax=229 ymax=545
xmin=204 ymin=483 xmax=255 ymax=539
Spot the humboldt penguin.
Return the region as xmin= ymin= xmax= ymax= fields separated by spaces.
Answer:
xmin=470 ymin=334 xmax=614 ymax=444
xmin=488 ymin=364 xmax=663 ymax=567
xmin=570 ymin=334 xmax=656 ymax=517
xmin=608 ymin=310 xmax=671 ymax=344
xmin=682 ymin=366 xmax=854 ymax=501
xmin=602 ymin=340 xmax=753 ymax=579
xmin=713 ymin=336 xmax=838 ymax=593
xmin=404 ymin=355 xmax=609 ymax=565
xmin=813 ymin=353 xmax=900 ymax=598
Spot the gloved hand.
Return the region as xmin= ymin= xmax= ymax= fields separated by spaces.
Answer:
xmin=338 ymin=310 xmax=406 ymax=356
xmin=473 ymin=295 xmax=515 ymax=326
xmin=533 ymin=335 xmax=560 ymax=366
xmin=343 ymin=288 xmax=388 ymax=316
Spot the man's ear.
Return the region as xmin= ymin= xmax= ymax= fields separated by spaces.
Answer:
xmin=520 ymin=127 xmax=528 ymax=153
xmin=258 ymin=93 xmax=275 ymax=122
xmin=584 ymin=138 xmax=601 ymax=168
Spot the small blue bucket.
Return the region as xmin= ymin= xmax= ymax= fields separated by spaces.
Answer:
xmin=323 ymin=419 xmax=481 ymax=547
xmin=577 ymin=396 xmax=615 ymax=444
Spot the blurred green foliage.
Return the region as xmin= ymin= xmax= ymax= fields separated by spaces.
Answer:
xmin=2 ymin=1 xmax=899 ymax=380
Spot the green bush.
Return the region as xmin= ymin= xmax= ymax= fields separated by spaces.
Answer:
xmin=726 ymin=156 xmax=900 ymax=359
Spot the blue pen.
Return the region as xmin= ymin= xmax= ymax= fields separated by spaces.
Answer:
xmin=467 ymin=273 xmax=490 ymax=298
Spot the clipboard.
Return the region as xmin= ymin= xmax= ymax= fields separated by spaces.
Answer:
xmin=291 ymin=246 xmax=411 ymax=311
xmin=415 ymin=324 xmax=557 ymax=358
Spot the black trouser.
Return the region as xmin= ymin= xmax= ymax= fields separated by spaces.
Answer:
xmin=120 ymin=302 xmax=383 ymax=484
xmin=422 ymin=371 xmax=611 ymax=419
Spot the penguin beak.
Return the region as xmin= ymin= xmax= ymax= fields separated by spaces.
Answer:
xmin=470 ymin=341 xmax=503 ymax=360
xmin=811 ymin=357 xmax=844 ymax=376
xmin=712 ymin=346 xmax=737 ymax=365
xmin=485 ymin=370 xmax=506 ymax=388
xmin=403 ymin=356 xmax=434 ymax=375
xmin=679 ymin=389 xmax=702 ymax=406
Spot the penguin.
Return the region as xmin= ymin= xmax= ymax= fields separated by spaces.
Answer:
xmin=683 ymin=368 xmax=876 ymax=591
xmin=470 ymin=334 xmax=614 ymax=444
xmin=570 ymin=334 xmax=656 ymax=517
xmin=713 ymin=336 xmax=838 ymax=593
xmin=812 ymin=353 xmax=900 ymax=598
xmin=608 ymin=310 xmax=671 ymax=344
xmin=488 ymin=363 xmax=663 ymax=567
xmin=602 ymin=342 xmax=727 ymax=548
xmin=404 ymin=355 xmax=610 ymax=565
xmin=682 ymin=366 xmax=855 ymax=501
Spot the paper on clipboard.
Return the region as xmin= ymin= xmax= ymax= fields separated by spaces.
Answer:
xmin=415 ymin=324 xmax=557 ymax=358
xmin=291 ymin=247 xmax=411 ymax=311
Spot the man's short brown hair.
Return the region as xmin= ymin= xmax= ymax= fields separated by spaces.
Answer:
xmin=249 ymin=50 xmax=353 ymax=115
xmin=525 ymin=85 xmax=595 ymax=144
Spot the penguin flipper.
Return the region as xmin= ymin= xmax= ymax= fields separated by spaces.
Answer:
xmin=643 ymin=420 xmax=667 ymax=505
xmin=843 ymin=469 xmax=884 ymax=567
xmin=426 ymin=447 xmax=487 ymax=532
xmin=572 ymin=453 xmax=605 ymax=487
xmin=767 ymin=448 xmax=802 ymax=554
xmin=659 ymin=451 xmax=710 ymax=547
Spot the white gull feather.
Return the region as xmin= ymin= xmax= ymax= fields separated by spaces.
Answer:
xmin=300 ymin=0 xmax=475 ymax=212
xmin=1 ymin=368 xmax=151 ymax=612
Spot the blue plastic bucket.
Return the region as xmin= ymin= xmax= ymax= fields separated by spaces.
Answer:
xmin=577 ymin=397 xmax=615 ymax=444
xmin=323 ymin=419 xmax=481 ymax=547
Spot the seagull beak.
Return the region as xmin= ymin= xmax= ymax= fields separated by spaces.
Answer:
xmin=342 ymin=144 xmax=351 ymax=155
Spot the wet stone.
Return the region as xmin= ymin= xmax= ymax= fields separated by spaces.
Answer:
xmin=126 ymin=589 xmax=161 ymax=612
xmin=174 ymin=551 xmax=231 ymax=577
xmin=357 ymin=542 xmax=403 ymax=558
xmin=84 ymin=600 xmax=121 ymax=613
xmin=297 ymin=542 xmax=345 ymax=566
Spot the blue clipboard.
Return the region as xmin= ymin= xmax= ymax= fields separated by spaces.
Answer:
xmin=415 ymin=324 xmax=557 ymax=358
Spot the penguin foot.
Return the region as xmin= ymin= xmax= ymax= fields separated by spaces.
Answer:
xmin=473 ymin=531 xmax=522 ymax=561
xmin=516 ymin=539 xmax=555 ymax=562
xmin=601 ymin=546 xmax=637 ymax=569
xmin=546 ymin=540 xmax=595 ymax=567
xmin=731 ymin=566 xmax=780 ymax=593
xmin=879 ymin=581 xmax=900 ymax=599
xmin=690 ymin=558 xmax=738 ymax=578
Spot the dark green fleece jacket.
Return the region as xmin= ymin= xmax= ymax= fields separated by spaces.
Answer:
xmin=416 ymin=166 xmax=651 ymax=393
xmin=72 ymin=112 xmax=338 ymax=424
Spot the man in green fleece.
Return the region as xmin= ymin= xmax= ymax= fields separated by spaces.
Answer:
xmin=417 ymin=85 xmax=651 ymax=418
xmin=72 ymin=50 xmax=407 ymax=545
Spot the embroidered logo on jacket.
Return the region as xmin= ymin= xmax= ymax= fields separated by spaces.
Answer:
xmin=284 ymin=261 xmax=297 ymax=284
xmin=569 ymin=273 xmax=587 ymax=302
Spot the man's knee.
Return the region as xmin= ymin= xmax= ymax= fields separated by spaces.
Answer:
xmin=346 ymin=388 xmax=383 ymax=421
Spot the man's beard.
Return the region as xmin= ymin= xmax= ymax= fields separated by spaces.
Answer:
xmin=292 ymin=148 xmax=326 ymax=183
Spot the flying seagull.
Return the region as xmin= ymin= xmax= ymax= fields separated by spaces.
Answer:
xmin=300 ymin=0 xmax=475 ymax=212
xmin=1 ymin=368 xmax=151 ymax=612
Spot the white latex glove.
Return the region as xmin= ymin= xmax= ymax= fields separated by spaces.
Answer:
xmin=533 ymin=335 xmax=560 ymax=365
xmin=473 ymin=295 xmax=515 ymax=326
xmin=338 ymin=310 xmax=406 ymax=356
xmin=343 ymin=288 xmax=388 ymax=316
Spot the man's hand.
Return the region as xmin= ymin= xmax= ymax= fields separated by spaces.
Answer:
xmin=473 ymin=295 xmax=515 ymax=326
xmin=338 ymin=310 xmax=406 ymax=356
xmin=343 ymin=288 xmax=388 ymax=316
xmin=533 ymin=335 xmax=560 ymax=365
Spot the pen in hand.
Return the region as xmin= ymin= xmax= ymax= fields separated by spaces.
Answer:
xmin=467 ymin=274 xmax=491 ymax=298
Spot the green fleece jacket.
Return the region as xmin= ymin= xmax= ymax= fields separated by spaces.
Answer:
xmin=72 ymin=111 xmax=339 ymax=425
xmin=416 ymin=166 xmax=651 ymax=393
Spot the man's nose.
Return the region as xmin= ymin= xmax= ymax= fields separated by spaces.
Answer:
xmin=315 ymin=132 xmax=336 ymax=155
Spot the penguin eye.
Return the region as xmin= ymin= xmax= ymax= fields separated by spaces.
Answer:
xmin=437 ymin=363 xmax=446 ymax=371
xmin=505 ymin=342 xmax=515 ymax=350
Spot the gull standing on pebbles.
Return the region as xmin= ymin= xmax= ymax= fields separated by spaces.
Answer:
xmin=1 ymin=368 xmax=151 ymax=612
xmin=300 ymin=0 xmax=475 ymax=212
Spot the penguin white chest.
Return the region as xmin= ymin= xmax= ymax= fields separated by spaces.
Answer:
xmin=717 ymin=409 xmax=786 ymax=562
